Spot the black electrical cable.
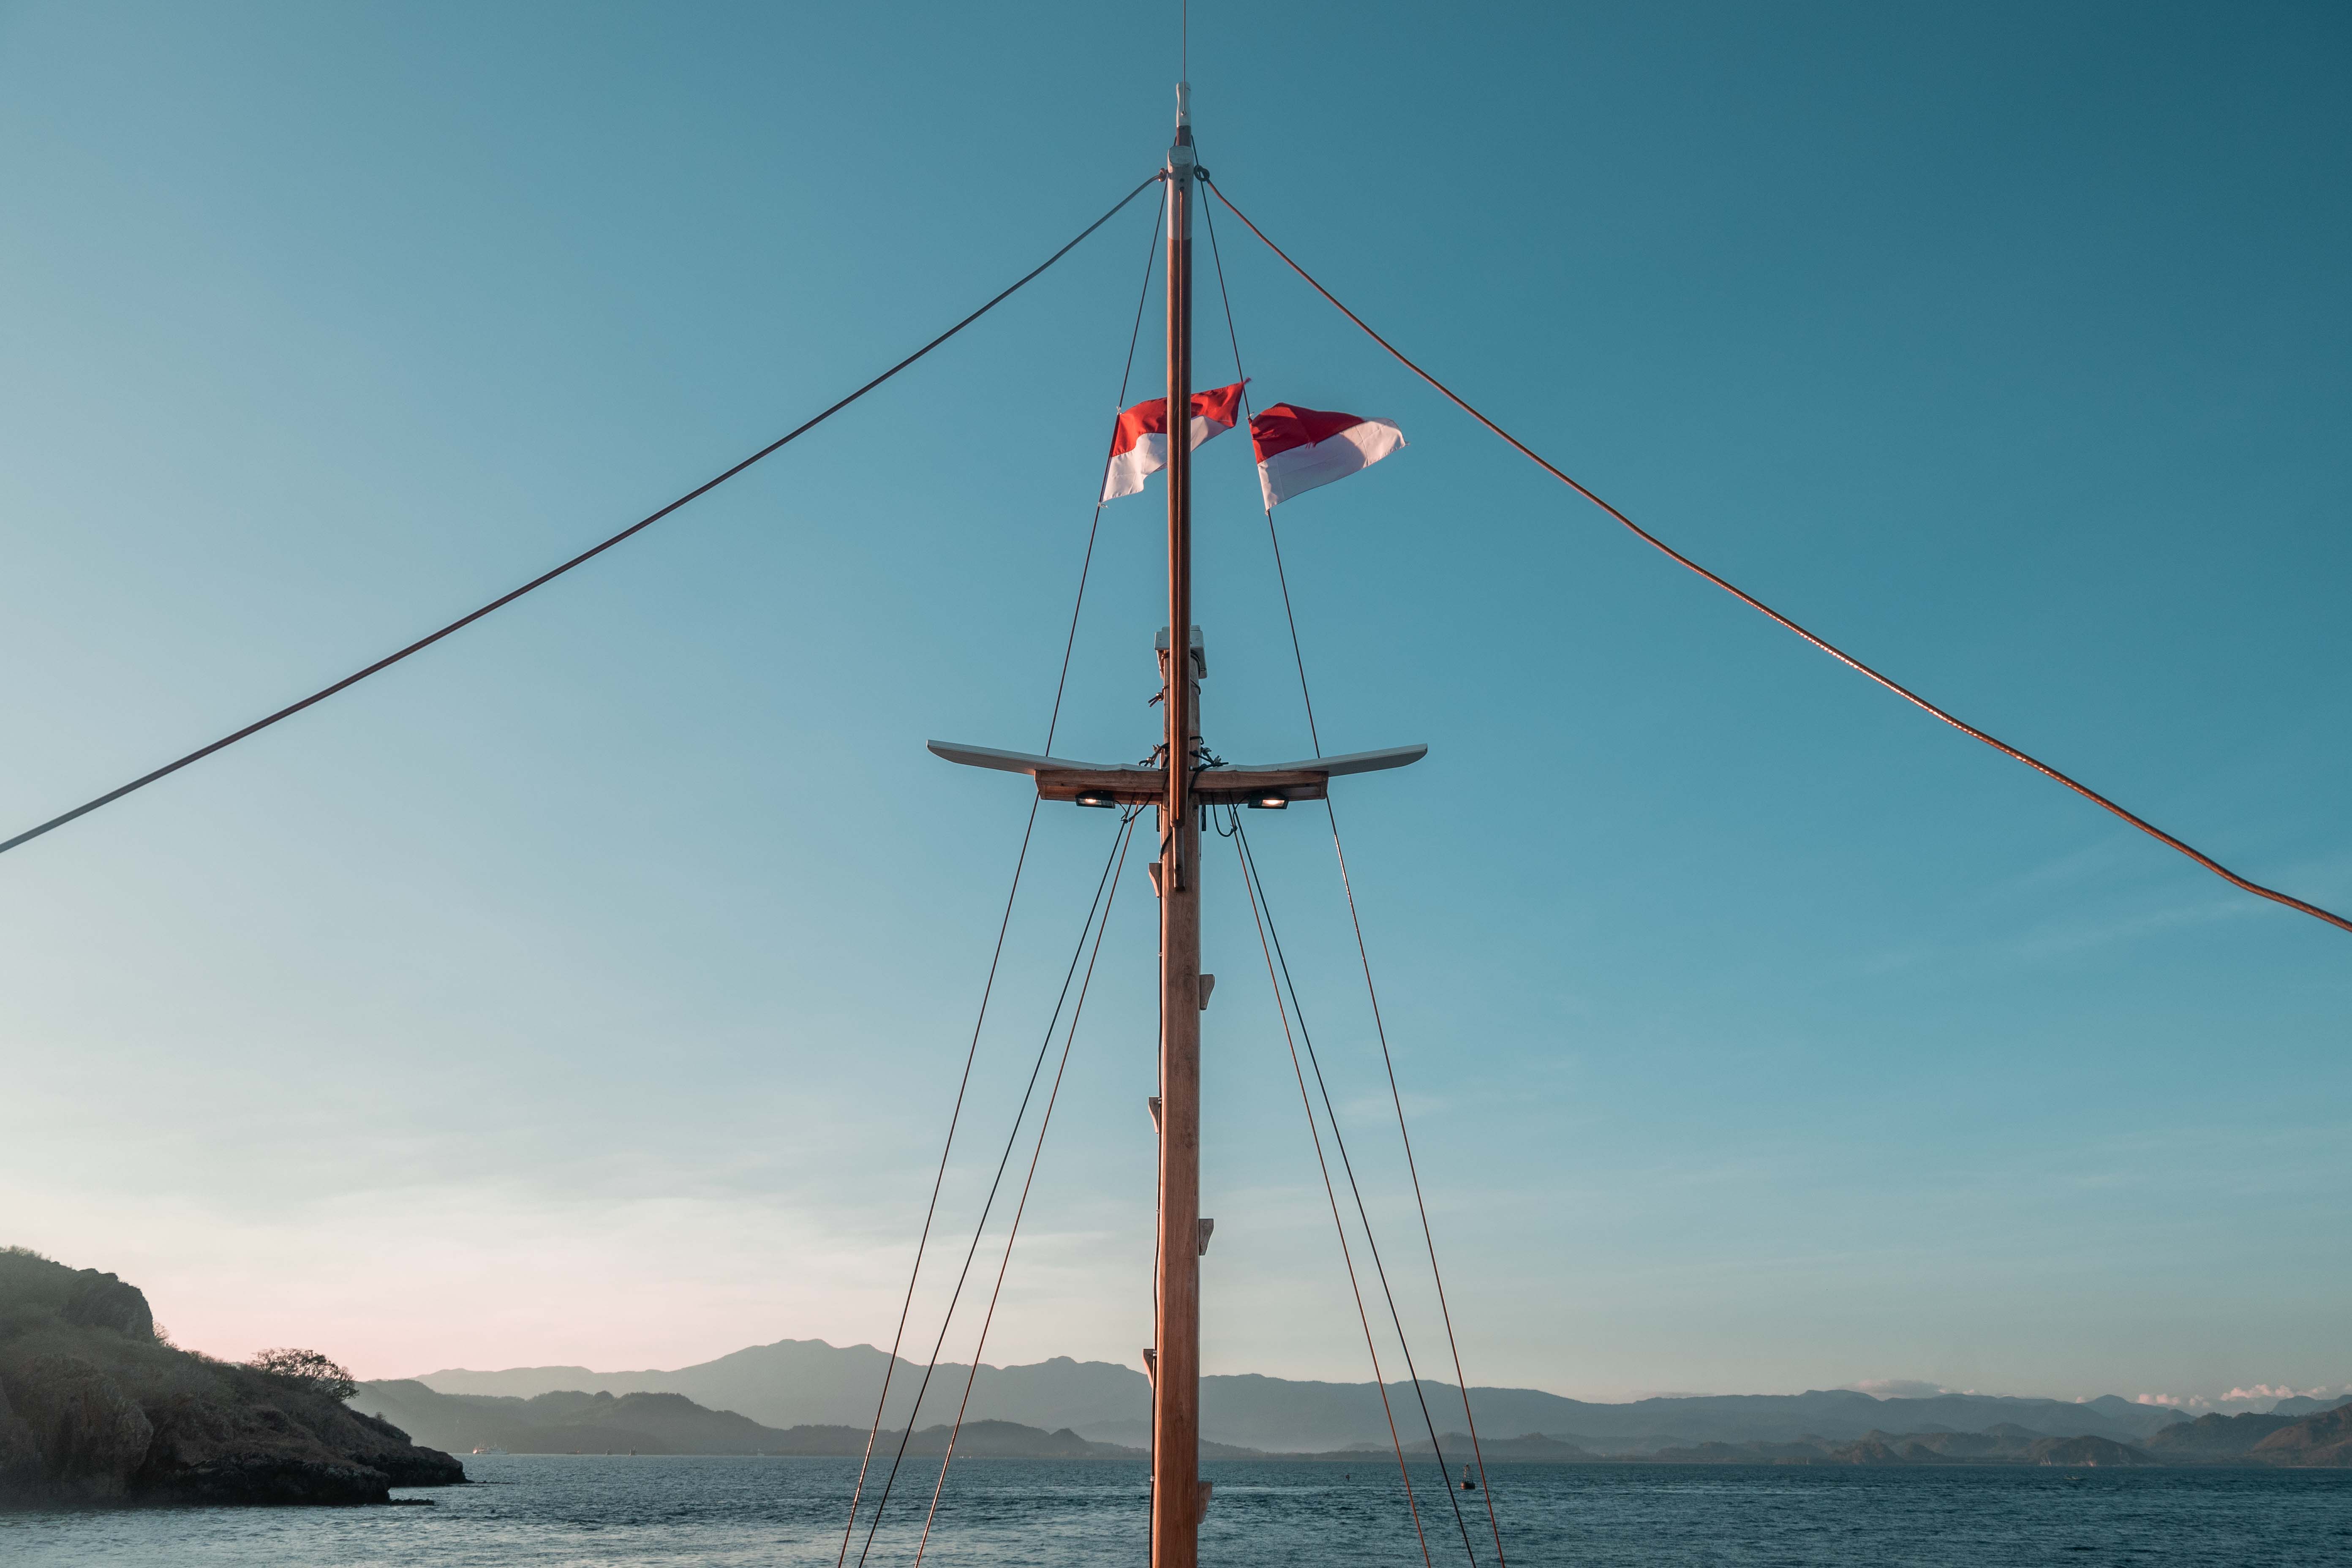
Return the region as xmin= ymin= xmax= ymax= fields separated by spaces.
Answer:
xmin=1203 ymin=176 xmax=2352 ymax=940
xmin=0 ymin=172 xmax=1164 ymax=862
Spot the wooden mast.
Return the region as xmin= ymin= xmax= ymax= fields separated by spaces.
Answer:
xmin=920 ymin=79 xmax=1416 ymax=1561
xmin=1152 ymin=79 xmax=1202 ymax=1568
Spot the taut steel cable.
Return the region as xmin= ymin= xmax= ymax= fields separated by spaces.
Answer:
xmin=1234 ymin=816 xmax=1481 ymax=1567
xmin=910 ymin=808 xmax=1143 ymax=1567
xmin=850 ymin=814 xmax=1136 ymax=1568
xmin=1229 ymin=811 xmax=1437 ymax=1568
xmin=1203 ymin=177 xmax=2351 ymax=939
xmin=832 ymin=174 xmax=1165 ymax=1567
xmin=1 ymin=173 xmax=1164 ymax=861
xmin=1201 ymin=174 xmax=1508 ymax=1561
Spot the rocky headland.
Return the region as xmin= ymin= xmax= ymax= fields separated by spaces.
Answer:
xmin=0 ymin=1247 xmax=464 ymax=1508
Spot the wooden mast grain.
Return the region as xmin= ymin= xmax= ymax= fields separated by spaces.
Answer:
xmin=1151 ymin=100 xmax=1202 ymax=1568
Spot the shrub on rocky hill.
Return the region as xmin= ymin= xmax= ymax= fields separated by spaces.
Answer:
xmin=0 ymin=1247 xmax=463 ymax=1508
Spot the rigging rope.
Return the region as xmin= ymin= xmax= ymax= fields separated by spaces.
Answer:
xmin=829 ymin=176 xmax=1165 ymax=1568
xmin=1045 ymin=189 xmax=1167 ymax=752
xmin=849 ymin=812 xmax=1137 ymax=1568
xmin=1232 ymin=814 xmax=1481 ymax=1567
xmin=1202 ymin=177 xmax=2352 ymax=940
xmin=1227 ymin=811 xmax=1435 ymax=1568
xmin=831 ymin=795 xmax=1038 ymax=1568
xmin=1198 ymin=183 xmax=1323 ymax=754
xmin=911 ymin=807 xmax=1143 ymax=1567
xmin=1320 ymin=795 xmax=1505 ymax=1561
xmin=0 ymin=172 xmax=1164 ymax=863
xmin=1202 ymin=182 xmax=1509 ymax=1563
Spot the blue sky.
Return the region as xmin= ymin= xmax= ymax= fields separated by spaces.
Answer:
xmin=1 ymin=2 xmax=2345 ymax=1407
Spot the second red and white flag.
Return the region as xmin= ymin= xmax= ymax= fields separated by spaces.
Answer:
xmin=1249 ymin=403 xmax=1407 ymax=508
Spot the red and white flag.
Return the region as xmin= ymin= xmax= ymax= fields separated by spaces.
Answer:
xmin=1248 ymin=403 xmax=1407 ymax=509
xmin=1101 ymin=382 xmax=1247 ymax=502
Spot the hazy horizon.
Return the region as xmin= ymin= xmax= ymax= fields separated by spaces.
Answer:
xmin=3 ymin=3 xmax=2345 ymax=1417
xmin=391 ymin=1335 xmax=2349 ymax=1417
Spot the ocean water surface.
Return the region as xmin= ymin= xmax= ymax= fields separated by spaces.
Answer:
xmin=4 ymin=1456 xmax=2346 ymax=1566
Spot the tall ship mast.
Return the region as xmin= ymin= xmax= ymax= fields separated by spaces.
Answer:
xmin=1153 ymin=82 xmax=1208 ymax=1565
xmin=931 ymin=84 xmax=1426 ymax=1565
xmin=7 ymin=29 xmax=2343 ymax=1568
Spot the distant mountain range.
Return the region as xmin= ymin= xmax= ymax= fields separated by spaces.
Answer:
xmin=353 ymin=1380 xmax=1139 ymax=1460
xmin=412 ymin=1338 xmax=2276 ymax=1454
xmin=357 ymin=1373 xmax=2352 ymax=1467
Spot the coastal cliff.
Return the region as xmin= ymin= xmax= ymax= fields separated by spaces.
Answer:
xmin=0 ymin=1247 xmax=464 ymax=1508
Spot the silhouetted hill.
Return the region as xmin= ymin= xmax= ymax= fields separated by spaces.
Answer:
xmin=357 ymin=1382 xmax=789 ymax=1455
xmin=2142 ymin=1411 xmax=2300 ymax=1460
xmin=355 ymin=1378 xmax=1145 ymax=1459
xmin=419 ymin=1342 xmax=1143 ymax=1435
xmin=2129 ymin=1406 xmax=2352 ymax=1466
xmin=0 ymin=1248 xmax=461 ymax=1508
xmin=1641 ymin=1429 xmax=2156 ymax=1467
xmin=1407 ymin=1432 xmax=1602 ymax=1462
xmin=414 ymin=1341 xmax=2189 ymax=1453
xmin=1181 ymin=1380 xmax=2182 ymax=1453
xmin=2248 ymin=1405 xmax=2352 ymax=1467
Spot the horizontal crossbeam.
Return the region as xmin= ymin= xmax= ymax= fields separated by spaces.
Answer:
xmin=928 ymin=741 xmax=1426 ymax=808
xmin=1034 ymin=767 xmax=1331 ymax=807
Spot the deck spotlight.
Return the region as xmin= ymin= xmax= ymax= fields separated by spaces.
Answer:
xmin=1075 ymin=792 xmax=1116 ymax=808
xmin=1250 ymin=795 xmax=1288 ymax=810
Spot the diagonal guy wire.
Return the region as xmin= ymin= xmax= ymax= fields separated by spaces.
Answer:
xmin=1202 ymin=175 xmax=2350 ymax=939
xmin=2 ymin=172 xmax=1164 ymax=860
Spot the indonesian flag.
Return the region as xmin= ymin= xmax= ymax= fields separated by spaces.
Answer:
xmin=1101 ymin=382 xmax=1246 ymax=502
xmin=1249 ymin=403 xmax=1407 ymax=509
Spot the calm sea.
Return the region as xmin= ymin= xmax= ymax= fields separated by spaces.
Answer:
xmin=3 ymin=1455 xmax=2346 ymax=1566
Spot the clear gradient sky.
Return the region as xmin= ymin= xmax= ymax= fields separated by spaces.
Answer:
xmin=2 ymin=2 xmax=2346 ymax=1410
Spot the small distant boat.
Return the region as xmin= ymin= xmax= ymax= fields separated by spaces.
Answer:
xmin=470 ymin=1446 xmax=508 ymax=1456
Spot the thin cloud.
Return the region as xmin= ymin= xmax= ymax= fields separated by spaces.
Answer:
xmin=1847 ymin=1378 xmax=1956 ymax=1398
